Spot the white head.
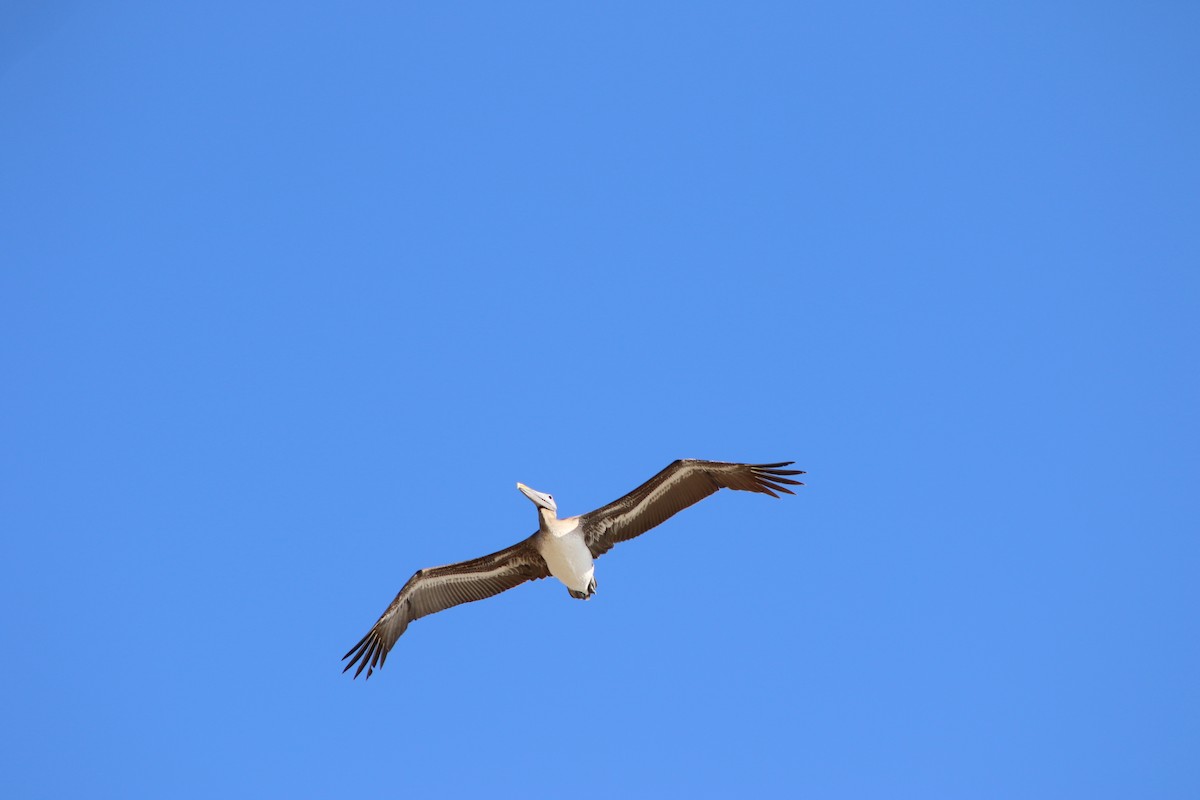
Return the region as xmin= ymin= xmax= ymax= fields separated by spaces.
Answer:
xmin=516 ymin=482 xmax=558 ymax=518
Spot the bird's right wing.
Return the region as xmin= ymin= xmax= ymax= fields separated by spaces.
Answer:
xmin=342 ymin=537 xmax=549 ymax=679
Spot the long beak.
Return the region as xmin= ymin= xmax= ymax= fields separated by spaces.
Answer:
xmin=517 ymin=482 xmax=551 ymax=510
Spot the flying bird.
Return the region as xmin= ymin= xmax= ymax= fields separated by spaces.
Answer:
xmin=342 ymin=459 xmax=804 ymax=678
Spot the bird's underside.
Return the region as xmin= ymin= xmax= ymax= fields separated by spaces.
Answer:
xmin=342 ymin=459 xmax=804 ymax=679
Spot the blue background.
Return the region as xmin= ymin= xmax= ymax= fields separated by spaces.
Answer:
xmin=2 ymin=2 xmax=1197 ymax=797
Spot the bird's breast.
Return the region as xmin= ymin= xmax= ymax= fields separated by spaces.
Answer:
xmin=536 ymin=524 xmax=594 ymax=594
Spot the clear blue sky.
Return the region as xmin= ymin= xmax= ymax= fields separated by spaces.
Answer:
xmin=2 ymin=2 xmax=1197 ymax=797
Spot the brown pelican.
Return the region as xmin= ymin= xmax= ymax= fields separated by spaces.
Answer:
xmin=342 ymin=459 xmax=804 ymax=678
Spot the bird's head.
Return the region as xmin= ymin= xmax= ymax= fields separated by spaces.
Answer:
xmin=516 ymin=482 xmax=558 ymax=518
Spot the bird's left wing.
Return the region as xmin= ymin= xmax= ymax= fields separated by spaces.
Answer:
xmin=342 ymin=537 xmax=549 ymax=679
xmin=579 ymin=459 xmax=804 ymax=558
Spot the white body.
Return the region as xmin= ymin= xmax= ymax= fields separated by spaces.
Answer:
xmin=534 ymin=517 xmax=595 ymax=594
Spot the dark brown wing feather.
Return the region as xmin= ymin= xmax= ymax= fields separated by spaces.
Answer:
xmin=342 ymin=537 xmax=549 ymax=679
xmin=579 ymin=460 xmax=804 ymax=558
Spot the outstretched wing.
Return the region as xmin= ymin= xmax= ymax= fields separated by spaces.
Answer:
xmin=342 ymin=537 xmax=549 ymax=679
xmin=579 ymin=460 xmax=804 ymax=558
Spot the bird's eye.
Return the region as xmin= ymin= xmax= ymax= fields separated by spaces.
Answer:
xmin=548 ymin=495 xmax=553 ymax=500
